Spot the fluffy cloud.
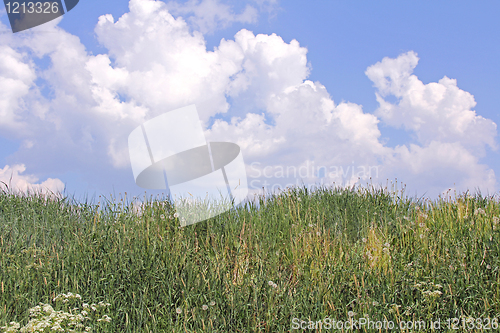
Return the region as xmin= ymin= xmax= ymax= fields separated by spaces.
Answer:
xmin=366 ymin=51 xmax=497 ymax=194
xmin=0 ymin=164 xmax=64 ymax=196
xmin=165 ymin=0 xmax=259 ymax=34
xmin=366 ymin=51 xmax=497 ymax=153
xmin=0 ymin=0 xmax=497 ymax=199
xmin=0 ymin=44 xmax=37 ymax=134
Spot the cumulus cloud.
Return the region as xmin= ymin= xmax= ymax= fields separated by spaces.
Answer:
xmin=165 ymin=0 xmax=259 ymax=34
xmin=0 ymin=43 xmax=37 ymax=133
xmin=366 ymin=51 xmax=497 ymax=153
xmin=365 ymin=51 xmax=497 ymax=194
xmin=0 ymin=164 xmax=65 ymax=196
xmin=0 ymin=0 xmax=497 ymax=199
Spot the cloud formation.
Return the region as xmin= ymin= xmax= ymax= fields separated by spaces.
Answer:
xmin=0 ymin=164 xmax=64 ymax=196
xmin=0 ymin=0 xmax=497 ymax=199
xmin=165 ymin=0 xmax=259 ymax=34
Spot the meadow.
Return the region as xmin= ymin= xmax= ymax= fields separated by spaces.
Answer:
xmin=0 ymin=183 xmax=499 ymax=332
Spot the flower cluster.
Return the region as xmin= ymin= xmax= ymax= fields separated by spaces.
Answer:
xmin=268 ymin=280 xmax=278 ymax=289
xmin=1 ymin=292 xmax=112 ymax=332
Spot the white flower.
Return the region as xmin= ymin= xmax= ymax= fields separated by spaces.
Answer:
xmin=174 ymin=212 xmax=179 ymax=218
xmin=419 ymin=222 xmax=425 ymax=227
xmin=475 ymin=208 xmax=485 ymax=215
xmin=487 ymin=265 xmax=491 ymax=269
xmin=348 ymin=311 xmax=356 ymax=317
xmin=97 ymin=314 xmax=112 ymax=322
xmin=160 ymin=214 xmax=165 ymax=219
xmin=362 ymin=238 xmax=367 ymax=243
xmin=268 ymin=280 xmax=278 ymax=288
xmin=209 ymin=301 xmax=215 ymax=306
xmin=176 ymin=308 xmax=182 ymax=314
xmin=202 ymin=305 xmax=208 ymax=311
xmin=384 ymin=242 xmax=390 ymax=247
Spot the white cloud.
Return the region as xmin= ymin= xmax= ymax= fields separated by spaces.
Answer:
xmin=165 ymin=0 xmax=258 ymax=34
xmin=0 ymin=0 xmax=497 ymax=199
xmin=0 ymin=164 xmax=65 ymax=196
xmin=0 ymin=44 xmax=36 ymax=132
xmin=366 ymin=51 xmax=497 ymax=154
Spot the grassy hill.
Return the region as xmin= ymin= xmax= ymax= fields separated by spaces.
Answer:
xmin=0 ymin=184 xmax=499 ymax=332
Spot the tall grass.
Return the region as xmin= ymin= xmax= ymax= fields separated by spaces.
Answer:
xmin=0 ymin=184 xmax=499 ymax=332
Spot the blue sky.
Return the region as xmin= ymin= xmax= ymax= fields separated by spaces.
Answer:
xmin=0 ymin=0 xmax=498 ymax=202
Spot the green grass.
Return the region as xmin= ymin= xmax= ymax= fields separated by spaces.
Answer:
xmin=0 ymin=183 xmax=499 ymax=332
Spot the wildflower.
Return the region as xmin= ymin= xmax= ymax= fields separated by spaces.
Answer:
xmin=160 ymin=214 xmax=165 ymax=219
xmin=176 ymin=308 xmax=182 ymax=314
xmin=348 ymin=311 xmax=356 ymax=317
xmin=493 ymin=217 xmax=499 ymax=225
xmin=474 ymin=208 xmax=485 ymax=215
xmin=268 ymin=280 xmax=278 ymax=288
xmin=487 ymin=265 xmax=491 ymax=269
xmin=382 ymin=247 xmax=389 ymax=254
xmin=202 ymin=305 xmax=208 ymax=311
xmin=419 ymin=222 xmax=425 ymax=227
xmin=362 ymin=238 xmax=367 ymax=243
xmin=209 ymin=301 xmax=215 ymax=306
xmin=419 ymin=234 xmax=424 ymax=239
xmin=425 ymin=290 xmax=442 ymax=297
xmin=420 ymin=213 xmax=428 ymax=219
xmin=372 ymin=301 xmax=379 ymax=306
xmin=97 ymin=315 xmax=112 ymax=322
xmin=384 ymin=242 xmax=390 ymax=247
xmin=316 ymin=231 xmax=321 ymax=236
xmin=174 ymin=212 xmax=179 ymax=218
